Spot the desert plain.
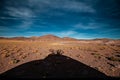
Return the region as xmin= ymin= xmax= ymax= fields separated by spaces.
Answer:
xmin=0 ymin=35 xmax=120 ymax=78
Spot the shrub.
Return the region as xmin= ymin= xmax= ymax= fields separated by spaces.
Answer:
xmin=76 ymin=54 xmax=80 ymax=57
xmin=22 ymin=55 xmax=27 ymax=59
xmin=5 ymin=53 xmax=10 ymax=57
xmin=106 ymin=56 xmax=120 ymax=62
xmin=12 ymin=59 xmax=20 ymax=64
xmin=49 ymin=49 xmax=54 ymax=53
xmin=49 ymin=49 xmax=64 ymax=55
xmin=99 ymin=47 xmax=105 ymax=50
xmin=91 ymin=53 xmax=101 ymax=59
xmin=93 ymin=50 xmax=98 ymax=52
xmin=57 ymin=49 xmax=64 ymax=55
xmin=69 ymin=47 xmax=73 ymax=50
xmin=1 ymin=53 xmax=10 ymax=58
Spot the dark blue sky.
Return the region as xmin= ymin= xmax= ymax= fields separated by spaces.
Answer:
xmin=0 ymin=0 xmax=120 ymax=39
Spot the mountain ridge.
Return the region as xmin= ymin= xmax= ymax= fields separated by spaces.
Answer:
xmin=0 ymin=34 xmax=119 ymax=41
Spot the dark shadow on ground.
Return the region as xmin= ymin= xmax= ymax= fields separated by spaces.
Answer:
xmin=1 ymin=54 xmax=109 ymax=78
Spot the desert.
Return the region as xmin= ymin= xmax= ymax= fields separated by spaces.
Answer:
xmin=0 ymin=35 xmax=120 ymax=78
xmin=1 ymin=0 xmax=120 ymax=79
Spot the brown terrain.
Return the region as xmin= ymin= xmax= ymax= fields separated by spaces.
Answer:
xmin=0 ymin=34 xmax=120 ymax=78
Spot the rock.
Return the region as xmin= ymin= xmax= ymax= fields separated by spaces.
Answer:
xmin=115 ymin=65 xmax=120 ymax=68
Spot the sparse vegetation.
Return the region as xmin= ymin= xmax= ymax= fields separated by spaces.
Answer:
xmin=5 ymin=53 xmax=10 ymax=57
xmin=107 ymin=62 xmax=115 ymax=67
xmin=1 ymin=53 xmax=10 ymax=58
xmin=0 ymin=39 xmax=120 ymax=77
xmin=22 ymin=55 xmax=27 ymax=59
xmin=106 ymin=56 xmax=120 ymax=62
xmin=12 ymin=59 xmax=20 ymax=64
xmin=76 ymin=54 xmax=80 ymax=57
xmin=99 ymin=46 xmax=106 ymax=50
xmin=49 ymin=49 xmax=64 ymax=55
xmin=91 ymin=53 xmax=102 ymax=59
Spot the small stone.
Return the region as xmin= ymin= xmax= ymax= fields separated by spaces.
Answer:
xmin=111 ymin=68 xmax=115 ymax=71
xmin=115 ymin=65 xmax=120 ymax=68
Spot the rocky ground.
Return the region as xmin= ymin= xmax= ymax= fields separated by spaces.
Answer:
xmin=0 ymin=38 xmax=120 ymax=78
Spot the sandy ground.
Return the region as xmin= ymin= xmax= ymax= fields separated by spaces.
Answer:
xmin=0 ymin=40 xmax=120 ymax=78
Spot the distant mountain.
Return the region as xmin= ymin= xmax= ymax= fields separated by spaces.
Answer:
xmin=0 ymin=35 xmax=119 ymax=41
xmin=0 ymin=37 xmax=28 ymax=40
xmin=12 ymin=37 xmax=28 ymax=40
xmin=29 ymin=34 xmax=62 ymax=41
xmin=93 ymin=38 xmax=113 ymax=42
xmin=0 ymin=37 xmax=6 ymax=39
xmin=40 ymin=34 xmax=61 ymax=39
xmin=62 ymin=37 xmax=78 ymax=41
xmin=93 ymin=38 xmax=112 ymax=40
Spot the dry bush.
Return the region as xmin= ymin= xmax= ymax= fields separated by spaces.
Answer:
xmin=76 ymin=54 xmax=81 ymax=58
xmin=99 ymin=45 xmax=106 ymax=50
xmin=57 ymin=49 xmax=64 ymax=55
xmin=5 ymin=53 xmax=10 ymax=57
xmin=106 ymin=56 xmax=120 ymax=62
xmin=86 ymin=47 xmax=92 ymax=51
xmin=107 ymin=62 xmax=115 ymax=67
xmin=1 ymin=53 xmax=10 ymax=58
xmin=93 ymin=50 xmax=98 ymax=52
xmin=69 ymin=47 xmax=73 ymax=50
xmin=12 ymin=59 xmax=20 ymax=64
xmin=91 ymin=53 xmax=102 ymax=59
xmin=115 ymin=54 xmax=120 ymax=57
xmin=78 ymin=47 xmax=82 ymax=50
xmin=49 ymin=49 xmax=64 ymax=55
xmin=22 ymin=55 xmax=27 ymax=59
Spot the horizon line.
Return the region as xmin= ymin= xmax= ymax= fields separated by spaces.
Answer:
xmin=0 ymin=34 xmax=120 ymax=40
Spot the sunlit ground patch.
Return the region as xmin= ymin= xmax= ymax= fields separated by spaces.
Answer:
xmin=50 ymin=42 xmax=65 ymax=45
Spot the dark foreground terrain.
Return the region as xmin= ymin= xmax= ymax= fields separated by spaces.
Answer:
xmin=1 ymin=53 xmax=108 ymax=78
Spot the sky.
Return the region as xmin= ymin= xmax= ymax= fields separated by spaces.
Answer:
xmin=0 ymin=0 xmax=120 ymax=39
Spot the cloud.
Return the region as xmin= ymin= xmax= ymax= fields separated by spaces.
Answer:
xmin=58 ymin=0 xmax=95 ymax=13
xmin=99 ymin=28 xmax=120 ymax=33
xmin=0 ymin=17 xmax=18 ymax=20
xmin=28 ymin=0 xmax=95 ymax=13
xmin=27 ymin=30 xmax=76 ymax=37
xmin=6 ymin=7 xmax=35 ymax=18
xmin=0 ymin=26 xmax=15 ymax=31
xmin=58 ymin=31 xmax=77 ymax=37
xmin=0 ymin=26 xmax=23 ymax=37
xmin=4 ymin=4 xmax=35 ymax=29
xmin=2 ymin=0 xmax=96 ymax=30
xmin=0 ymin=0 xmax=119 ymax=39
xmin=16 ymin=20 xmax=33 ymax=29
xmin=73 ymin=22 xmax=107 ymax=30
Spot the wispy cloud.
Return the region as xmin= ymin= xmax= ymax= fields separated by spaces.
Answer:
xmin=16 ymin=20 xmax=33 ymax=29
xmin=73 ymin=22 xmax=107 ymax=30
xmin=4 ymin=6 xmax=35 ymax=29
xmin=58 ymin=0 xmax=95 ymax=13
xmin=0 ymin=0 xmax=119 ymax=39
xmin=58 ymin=31 xmax=77 ymax=37
xmin=27 ymin=30 xmax=76 ymax=37
xmin=0 ymin=17 xmax=19 ymax=20
xmin=28 ymin=0 xmax=95 ymax=13
xmin=6 ymin=7 xmax=35 ymax=18
xmin=99 ymin=28 xmax=120 ymax=33
xmin=0 ymin=26 xmax=15 ymax=31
